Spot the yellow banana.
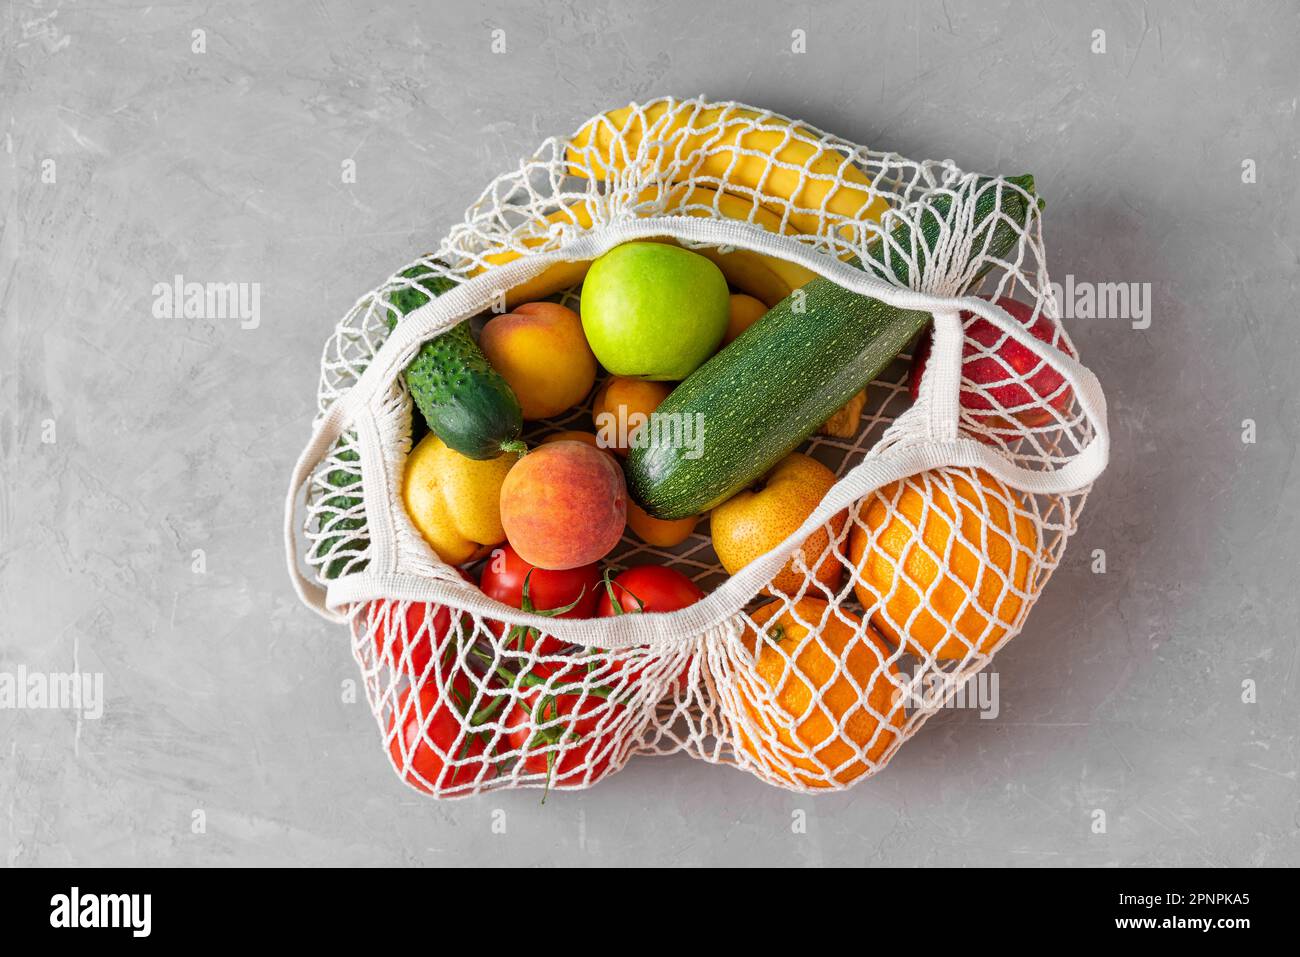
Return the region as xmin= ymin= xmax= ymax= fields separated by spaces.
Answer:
xmin=567 ymin=100 xmax=892 ymax=238
xmin=470 ymin=202 xmax=595 ymax=307
xmin=470 ymin=184 xmax=818 ymax=307
xmin=664 ymin=184 xmax=818 ymax=306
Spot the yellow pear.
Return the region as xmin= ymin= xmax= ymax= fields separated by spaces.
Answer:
xmin=711 ymin=453 xmax=847 ymax=598
xmin=401 ymin=433 xmax=521 ymax=564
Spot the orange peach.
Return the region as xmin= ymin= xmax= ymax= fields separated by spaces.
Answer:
xmin=480 ymin=302 xmax=597 ymax=420
xmin=592 ymin=376 xmax=673 ymax=456
xmin=499 ymin=441 xmax=627 ymax=569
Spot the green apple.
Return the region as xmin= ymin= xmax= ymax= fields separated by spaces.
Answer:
xmin=580 ymin=242 xmax=730 ymax=380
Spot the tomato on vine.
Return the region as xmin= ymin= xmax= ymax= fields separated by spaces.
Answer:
xmin=479 ymin=545 xmax=599 ymax=658
xmin=366 ymin=569 xmax=472 ymax=677
xmin=387 ymin=671 xmax=503 ymax=793
xmin=503 ymin=670 xmax=624 ymax=797
xmin=589 ymin=565 xmax=704 ymax=689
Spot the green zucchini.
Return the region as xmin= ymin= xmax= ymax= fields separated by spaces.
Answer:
xmin=626 ymin=175 xmax=1040 ymax=519
xmin=386 ymin=262 xmax=525 ymax=460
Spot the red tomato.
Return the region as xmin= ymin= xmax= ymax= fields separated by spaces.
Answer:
xmin=504 ymin=674 xmax=623 ymax=788
xmin=387 ymin=676 xmax=495 ymax=793
xmin=909 ymin=296 xmax=1073 ymax=433
xmin=593 ymin=566 xmax=703 ymax=689
xmin=480 ymin=545 xmax=600 ymax=660
xmin=367 ymin=569 xmax=471 ymax=677
xmin=480 ymin=545 xmax=601 ymax=617
xmin=596 ymin=565 xmax=704 ymax=616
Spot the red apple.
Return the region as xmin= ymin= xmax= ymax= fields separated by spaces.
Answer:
xmin=909 ymin=297 xmax=1073 ymax=433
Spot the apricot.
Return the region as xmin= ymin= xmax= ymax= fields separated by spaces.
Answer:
xmin=592 ymin=376 xmax=673 ymax=456
xmin=499 ymin=441 xmax=627 ymax=569
xmin=626 ymin=500 xmax=698 ymax=547
xmin=723 ymin=293 xmax=768 ymax=345
xmin=480 ymin=302 xmax=597 ymax=420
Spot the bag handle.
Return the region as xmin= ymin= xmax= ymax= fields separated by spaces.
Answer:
xmin=917 ymin=297 xmax=1110 ymax=493
xmin=283 ymin=399 xmax=353 ymax=623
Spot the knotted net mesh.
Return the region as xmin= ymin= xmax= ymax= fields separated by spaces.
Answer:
xmin=288 ymin=97 xmax=1104 ymax=796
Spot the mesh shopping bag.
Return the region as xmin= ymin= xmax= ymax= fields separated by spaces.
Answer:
xmin=284 ymin=97 xmax=1109 ymax=796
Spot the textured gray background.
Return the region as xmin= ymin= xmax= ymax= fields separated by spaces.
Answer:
xmin=3 ymin=0 xmax=1297 ymax=867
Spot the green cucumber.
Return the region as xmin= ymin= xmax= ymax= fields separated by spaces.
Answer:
xmin=627 ymin=175 xmax=1040 ymax=519
xmin=314 ymin=444 xmax=367 ymax=580
xmin=386 ymin=262 xmax=525 ymax=460
xmin=311 ymin=263 xmax=525 ymax=581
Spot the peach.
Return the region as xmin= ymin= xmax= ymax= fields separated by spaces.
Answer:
xmin=541 ymin=429 xmax=695 ymax=545
xmin=480 ymin=302 xmax=597 ymax=420
xmin=592 ymin=376 xmax=673 ymax=456
xmin=499 ymin=441 xmax=627 ymax=569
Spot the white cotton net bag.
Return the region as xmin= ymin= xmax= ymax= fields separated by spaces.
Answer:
xmin=284 ymin=97 xmax=1108 ymax=796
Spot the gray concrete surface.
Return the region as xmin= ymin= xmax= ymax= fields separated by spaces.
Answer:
xmin=3 ymin=0 xmax=1298 ymax=867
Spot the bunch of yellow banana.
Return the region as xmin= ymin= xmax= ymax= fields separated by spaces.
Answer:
xmin=566 ymin=99 xmax=891 ymax=238
xmin=670 ymin=185 xmax=820 ymax=306
xmin=470 ymin=99 xmax=892 ymax=308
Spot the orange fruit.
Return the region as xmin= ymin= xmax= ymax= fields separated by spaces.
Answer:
xmin=849 ymin=467 xmax=1038 ymax=660
xmin=540 ymin=429 xmax=609 ymax=454
xmin=723 ymin=293 xmax=768 ymax=345
xmin=627 ymin=499 xmax=698 ymax=547
xmin=733 ymin=598 xmax=903 ymax=787
xmin=592 ymin=376 xmax=673 ymax=456
xmin=711 ymin=453 xmax=847 ymax=598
